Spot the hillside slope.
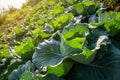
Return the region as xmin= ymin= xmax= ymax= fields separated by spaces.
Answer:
xmin=0 ymin=0 xmax=120 ymax=80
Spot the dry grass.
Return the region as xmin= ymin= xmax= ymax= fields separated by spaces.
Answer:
xmin=96 ymin=0 xmax=120 ymax=11
xmin=0 ymin=13 xmax=7 ymax=25
xmin=0 ymin=0 xmax=41 ymax=33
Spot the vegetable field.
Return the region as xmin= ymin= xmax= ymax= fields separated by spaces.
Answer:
xmin=0 ymin=0 xmax=120 ymax=80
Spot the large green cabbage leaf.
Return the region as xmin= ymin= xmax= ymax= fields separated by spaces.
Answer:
xmin=8 ymin=61 xmax=35 ymax=80
xmin=95 ymin=11 xmax=120 ymax=36
xmin=32 ymin=39 xmax=63 ymax=67
xmin=72 ymin=1 xmax=98 ymax=16
xmin=14 ymin=39 xmax=35 ymax=60
xmin=42 ymin=74 xmax=65 ymax=80
xmin=47 ymin=60 xmax=74 ymax=77
xmin=66 ymin=44 xmax=120 ymax=80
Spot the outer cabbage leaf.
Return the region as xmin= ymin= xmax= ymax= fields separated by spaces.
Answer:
xmin=47 ymin=60 xmax=74 ymax=77
xmin=32 ymin=38 xmax=80 ymax=77
xmin=72 ymin=3 xmax=85 ymax=15
xmin=32 ymin=39 xmax=63 ymax=68
xmin=62 ymin=24 xmax=110 ymax=64
xmin=62 ymin=23 xmax=89 ymax=49
xmin=14 ymin=27 xmax=27 ymax=37
xmin=53 ymin=6 xmax=65 ymax=16
xmin=66 ymin=0 xmax=78 ymax=5
xmin=66 ymin=44 xmax=120 ymax=80
xmin=42 ymin=74 xmax=65 ymax=80
xmin=104 ymin=19 xmax=120 ymax=36
xmin=20 ymin=71 xmax=35 ymax=80
xmin=32 ymin=29 xmax=51 ymax=38
xmin=1 ymin=59 xmax=22 ymax=80
xmin=72 ymin=1 xmax=98 ymax=16
xmin=83 ymin=1 xmax=98 ymax=15
xmin=14 ymin=39 xmax=35 ymax=60
xmin=0 ymin=46 xmax=12 ymax=61
xmin=8 ymin=61 xmax=35 ymax=80
xmin=61 ymin=23 xmax=95 ymax=64
xmin=98 ymin=11 xmax=118 ymax=23
xmin=97 ymin=11 xmax=120 ymax=36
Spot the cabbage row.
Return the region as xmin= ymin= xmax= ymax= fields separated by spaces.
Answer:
xmin=0 ymin=0 xmax=120 ymax=80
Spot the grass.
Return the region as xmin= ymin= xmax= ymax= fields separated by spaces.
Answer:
xmin=0 ymin=7 xmax=30 ymax=33
xmin=0 ymin=13 xmax=7 ymax=25
xmin=0 ymin=7 xmax=18 ymax=25
xmin=0 ymin=0 xmax=41 ymax=33
xmin=4 ymin=6 xmax=31 ymax=25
